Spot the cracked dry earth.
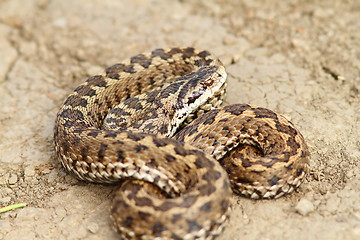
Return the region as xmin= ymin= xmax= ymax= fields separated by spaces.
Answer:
xmin=0 ymin=0 xmax=359 ymax=240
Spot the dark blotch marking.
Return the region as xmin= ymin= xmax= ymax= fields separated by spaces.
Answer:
xmin=187 ymin=125 xmax=199 ymax=136
xmin=181 ymin=47 xmax=195 ymax=59
xmin=224 ymin=104 xmax=249 ymax=116
xmin=268 ymin=176 xmax=279 ymax=186
xmin=240 ymin=157 xmax=253 ymax=168
xmin=173 ymin=145 xmax=188 ymax=157
xmin=157 ymin=201 xmax=177 ymax=211
xmin=201 ymin=169 xmax=221 ymax=182
xmin=296 ymin=168 xmax=304 ymax=176
xmin=205 ymin=59 xmax=213 ymax=65
xmin=123 ymin=217 xmax=133 ymax=228
xmin=86 ymin=75 xmax=107 ymax=87
xmin=117 ymin=150 xmax=125 ymax=162
xmin=160 ymin=80 xmax=186 ymax=99
xmin=151 ymin=48 xmax=172 ymax=60
xmin=197 ymin=50 xmax=211 ymax=58
xmin=198 ymin=109 xmax=220 ymax=124
xmin=147 ymin=158 xmax=158 ymax=168
xmin=171 ymin=213 xmax=181 ymax=223
xmin=198 ymin=184 xmax=216 ymax=196
xmin=97 ymin=143 xmax=107 ymax=161
xmin=81 ymin=146 xmax=89 ymax=161
xmin=200 ymin=201 xmax=212 ymax=212
xmin=64 ymin=95 xmax=88 ymax=108
xmin=152 ymin=222 xmax=166 ymax=236
xmin=194 ymin=59 xmax=206 ymax=67
xmin=237 ymin=177 xmax=253 ymax=184
xmin=87 ymin=130 xmax=99 ymax=138
xmin=63 ymin=120 xmax=75 ymax=128
xmin=187 ymin=220 xmax=202 ymax=232
xmin=138 ymin=211 xmax=151 ymax=220
xmin=301 ymin=150 xmax=309 ymax=158
xmin=73 ymin=136 xmax=81 ymax=146
xmin=134 ymin=144 xmax=149 ymax=152
xmin=171 ymin=234 xmax=183 ymax=240
xmin=152 ymin=138 xmax=169 ymax=147
xmin=126 ymin=132 xmax=145 ymax=141
xmin=74 ymin=85 xmax=96 ymax=97
xmin=130 ymin=53 xmax=152 ymax=68
xmin=194 ymin=133 xmax=202 ymax=141
xmin=159 ymin=124 xmax=169 ymax=135
xmin=59 ymin=108 xmax=85 ymax=121
xmin=175 ymin=172 xmax=182 ymax=181
xmin=135 ymin=196 xmax=153 ymax=207
xmin=220 ymin=200 xmax=229 ymax=211
xmin=195 ymin=155 xmax=214 ymax=169
xmin=86 ymin=88 xmax=96 ymax=97
xmin=104 ymin=132 xmax=118 ymax=138
xmin=251 ymin=170 xmax=265 ymax=174
xmin=253 ymin=107 xmax=278 ymax=119
xmin=165 ymin=154 xmax=176 ymax=162
xmin=286 ymin=137 xmax=301 ymax=153
xmin=181 ymin=195 xmax=197 ymax=208
xmin=285 ymin=163 xmax=293 ymax=170
xmin=168 ymin=47 xmax=182 ymax=55
xmin=276 ymin=121 xmax=297 ymax=136
xmin=219 ymin=118 xmax=228 ymax=122
xmin=105 ymin=64 xmax=126 ymax=79
xmin=203 ymin=115 xmax=216 ymax=125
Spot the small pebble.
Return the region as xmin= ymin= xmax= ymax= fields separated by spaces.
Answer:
xmin=52 ymin=18 xmax=67 ymax=28
xmin=0 ymin=197 xmax=11 ymax=204
xmin=24 ymin=166 xmax=36 ymax=177
xmin=0 ymin=187 xmax=13 ymax=196
xmin=42 ymin=168 xmax=51 ymax=174
xmin=351 ymin=227 xmax=360 ymax=238
xmin=87 ymin=222 xmax=99 ymax=233
xmin=295 ymin=198 xmax=315 ymax=216
xmin=47 ymin=170 xmax=58 ymax=183
xmin=8 ymin=174 xmax=18 ymax=185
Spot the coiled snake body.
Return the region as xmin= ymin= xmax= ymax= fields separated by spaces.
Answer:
xmin=54 ymin=47 xmax=310 ymax=240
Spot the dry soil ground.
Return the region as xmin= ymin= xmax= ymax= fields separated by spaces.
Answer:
xmin=0 ymin=0 xmax=359 ymax=240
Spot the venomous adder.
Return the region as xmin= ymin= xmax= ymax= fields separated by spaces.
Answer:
xmin=54 ymin=47 xmax=310 ymax=240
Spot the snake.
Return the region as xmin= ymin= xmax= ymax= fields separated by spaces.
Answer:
xmin=54 ymin=47 xmax=310 ymax=240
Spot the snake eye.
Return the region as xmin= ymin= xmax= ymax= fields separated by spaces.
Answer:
xmin=202 ymin=79 xmax=214 ymax=87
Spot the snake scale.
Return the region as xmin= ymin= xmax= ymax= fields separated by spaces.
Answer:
xmin=54 ymin=47 xmax=310 ymax=240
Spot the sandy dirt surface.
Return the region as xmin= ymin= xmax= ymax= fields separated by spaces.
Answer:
xmin=0 ymin=0 xmax=359 ymax=239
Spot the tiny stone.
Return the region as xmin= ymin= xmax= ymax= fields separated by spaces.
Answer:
xmin=8 ymin=174 xmax=18 ymax=185
xmin=87 ymin=222 xmax=99 ymax=233
xmin=223 ymin=36 xmax=237 ymax=45
xmin=52 ymin=18 xmax=67 ymax=28
xmin=351 ymin=227 xmax=360 ymax=239
xmin=325 ymin=196 xmax=341 ymax=213
xmin=42 ymin=168 xmax=51 ymax=174
xmin=0 ymin=187 xmax=13 ymax=196
xmin=295 ymin=198 xmax=315 ymax=216
xmin=24 ymin=167 xmax=36 ymax=177
xmin=47 ymin=170 xmax=58 ymax=183
xmin=55 ymin=207 xmax=67 ymax=218
xmin=0 ymin=197 xmax=11 ymax=204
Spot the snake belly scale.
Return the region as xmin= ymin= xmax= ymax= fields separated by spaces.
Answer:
xmin=54 ymin=47 xmax=310 ymax=240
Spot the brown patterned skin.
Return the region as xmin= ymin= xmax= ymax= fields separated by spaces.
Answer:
xmin=174 ymin=104 xmax=310 ymax=199
xmin=54 ymin=48 xmax=231 ymax=240
xmin=54 ymin=47 xmax=310 ymax=240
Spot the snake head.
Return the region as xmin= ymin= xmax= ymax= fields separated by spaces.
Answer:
xmin=181 ymin=65 xmax=226 ymax=107
xmin=159 ymin=65 xmax=227 ymax=136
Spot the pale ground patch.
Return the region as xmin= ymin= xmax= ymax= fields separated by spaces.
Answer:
xmin=0 ymin=1 xmax=359 ymax=240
